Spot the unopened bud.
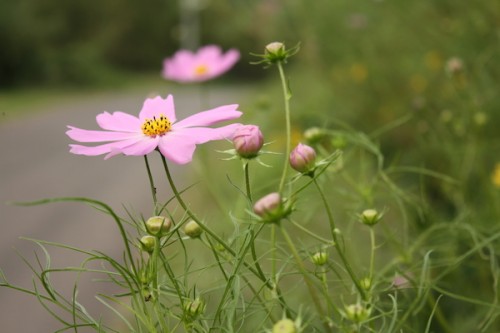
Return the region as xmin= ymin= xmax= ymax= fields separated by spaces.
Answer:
xmin=184 ymin=298 xmax=205 ymax=319
xmin=311 ymin=251 xmax=328 ymax=266
xmin=140 ymin=235 xmax=156 ymax=254
xmin=184 ymin=220 xmax=203 ymax=238
xmin=145 ymin=216 xmax=172 ymax=237
xmin=272 ymin=318 xmax=297 ymax=333
xmin=289 ymin=143 xmax=316 ymax=175
xmin=232 ymin=125 xmax=264 ymax=159
xmin=253 ymin=192 xmax=290 ymax=223
xmin=360 ymin=209 xmax=382 ymax=226
xmin=266 ymin=42 xmax=285 ymax=56
xmin=344 ymin=303 xmax=370 ymax=323
xmin=445 ymin=57 xmax=464 ymax=75
xmin=303 ymin=127 xmax=326 ymax=145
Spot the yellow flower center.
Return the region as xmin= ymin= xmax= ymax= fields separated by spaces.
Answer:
xmin=194 ymin=64 xmax=208 ymax=76
xmin=141 ymin=114 xmax=172 ymax=137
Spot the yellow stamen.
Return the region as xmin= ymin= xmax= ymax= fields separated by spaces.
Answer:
xmin=141 ymin=114 xmax=172 ymax=137
xmin=194 ymin=64 xmax=208 ymax=76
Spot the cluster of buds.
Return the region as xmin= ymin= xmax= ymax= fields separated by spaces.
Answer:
xmin=253 ymin=192 xmax=292 ymax=224
xmin=289 ymin=143 xmax=317 ymax=176
xmin=139 ymin=216 xmax=173 ymax=254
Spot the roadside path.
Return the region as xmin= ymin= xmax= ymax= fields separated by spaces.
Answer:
xmin=0 ymin=83 xmax=248 ymax=332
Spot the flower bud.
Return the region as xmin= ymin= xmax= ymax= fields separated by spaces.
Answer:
xmin=145 ymin=216 xmax=172 ymax=237
xmin=360 ymin=209 xmax=382 ymax=226
xmin=311 ymin=251 xmax=328 ymax=266
xmin=184 ymin=220 xmax=203 ymax=238
xmin=272 ymin=318 xmax=297 ymax=333
xmin=140 ymin=235 xmax=156 ymax=254
xmin=253 ymin=192 xmax=289 ymax=223
xmin=184 ymin=298 xmax=205 ymax=319
xmin=344 ymin=303 xmax=370 ymax=323
xmin=303 ymin=127 xmax=326 ymax=145
xmin=445 ymin=57 xmax=464 ymax=75
xmin=289 ymin=143 xmax=316 ymax=174
xmin=232 ymin=125 xmax=264 ymax=159
xmin=266 ymin=42 xmax=285 ymax=55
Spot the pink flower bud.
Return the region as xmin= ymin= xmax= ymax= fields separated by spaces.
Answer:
xmin=289 ymin=143 xmax=316 ymax=174
xmin=232 ymin=125 xmax=264 ymax=158
xmin=254 ymin=192 xmax=282 ymax=217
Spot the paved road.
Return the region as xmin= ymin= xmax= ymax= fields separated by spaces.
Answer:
xmin=0 ymin=84 xmax=248 ymax=332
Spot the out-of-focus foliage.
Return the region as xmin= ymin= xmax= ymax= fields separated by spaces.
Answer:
xmin=0 ymin=0 xmax=178 ymax=86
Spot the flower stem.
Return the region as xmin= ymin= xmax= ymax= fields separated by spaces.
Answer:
xmin=159 ymin=154 xmax=292 ymax=314
xmin=244 ymin=161 xmax=252 ymax=202
xmin=144 ymin=155 xmax=159 ymax=215
xmin=369 ymin=227 xmax=376 ymax=288
xmin=312 ymin=178 xmax=367 ymax=301
xmin=277 ymin=61 xmax=292 ymax=195
xmin=279 ymin=223 xmax=331 ymax=332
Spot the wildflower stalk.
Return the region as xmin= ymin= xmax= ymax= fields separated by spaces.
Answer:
xmin=369 ymin=228 xmax=376 ymax=288
xmin=312 ymin=178 xmax=367 ymax=301
xmin=144 ymin=155 xmax=159 ymax=215
xmin=244 ymin=161 xmax=252 ymax=202
xmin=279 ymin=223 xmax=331 ymax=332
xmin=160 ymin=153 xmax=292 ymax=314
xmin=277 ymin=61 xmax=292 ymax=195
xmin=149 ymin=236 xmax=169 ymax=332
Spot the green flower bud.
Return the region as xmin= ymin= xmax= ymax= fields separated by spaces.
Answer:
xmin=360 ymin=277 xmax=372 ymax=290
xmin=145 ymin=216 xmax=172 ymax=237
xmin=303 ymin=127 xmax=327 ymax=145
xmin=272 ymin=318 xmax=297 ymax=333
xmin=184 ymin=298 xmax=205 ymax=319
xmin=184 ymin=220 xmax=203 ymax=238
xmin=140 ymin=235 xmax=156 ymax=254
xmin=360 ymin=209 xmax=382 ymax=226
xmin=344 ymin=303 xmax=370 ymax=323
xmin=311 ymin=251 xmax=328 ymax=266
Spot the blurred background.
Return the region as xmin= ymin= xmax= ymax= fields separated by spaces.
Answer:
xmin=1 ymin=0 xmax=500 ymax=332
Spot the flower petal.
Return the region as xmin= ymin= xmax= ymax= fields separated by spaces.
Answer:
xmin=173 ymin=105 xmax=241 ymax=128
xmin=176 ymin=124 xmax=241 ymax=144
xmin=139 ymin=95 xmax=176 ymax=123
xmin=120 ymin=136 xmax=160 ymax=156
xmin=157 ymin=133 xmax=197 ymax=165
xmin=69 ymin=142 xmax=120 ymax=156
xmin=96 ymin=111 xmax=141 ymax=132
xmin=66 ymin=126 xmax=140 ymax=143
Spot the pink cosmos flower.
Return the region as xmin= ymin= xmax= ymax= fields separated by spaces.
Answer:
xmin=162 ymin=45 xmax=240 ymax=83
xmin=66 ymin=95 xmax=242 ymax=164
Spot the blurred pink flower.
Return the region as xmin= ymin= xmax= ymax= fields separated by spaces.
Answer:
xmin=162 ymin=45 xmax=240 ymax=83
xmin=66 ymin=95 xmax=242 ymax=164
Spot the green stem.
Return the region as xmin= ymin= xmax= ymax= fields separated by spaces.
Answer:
xmin=244 ymin=161 xmax=252 ymax=202
xmin=369 ymin=227 xmax=376 ymax=287
xmin=280 ymin=224 xmax=331 ymax=332
xmin=277 ymin=61 xmax=292 ymax=194
xmin=144 ymin=155 xmax=159 ymax=215
xmin=312 ymin=178 xmax=367 ymax=301
xmin=160 ymin=154 xmax=291 ymax=314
